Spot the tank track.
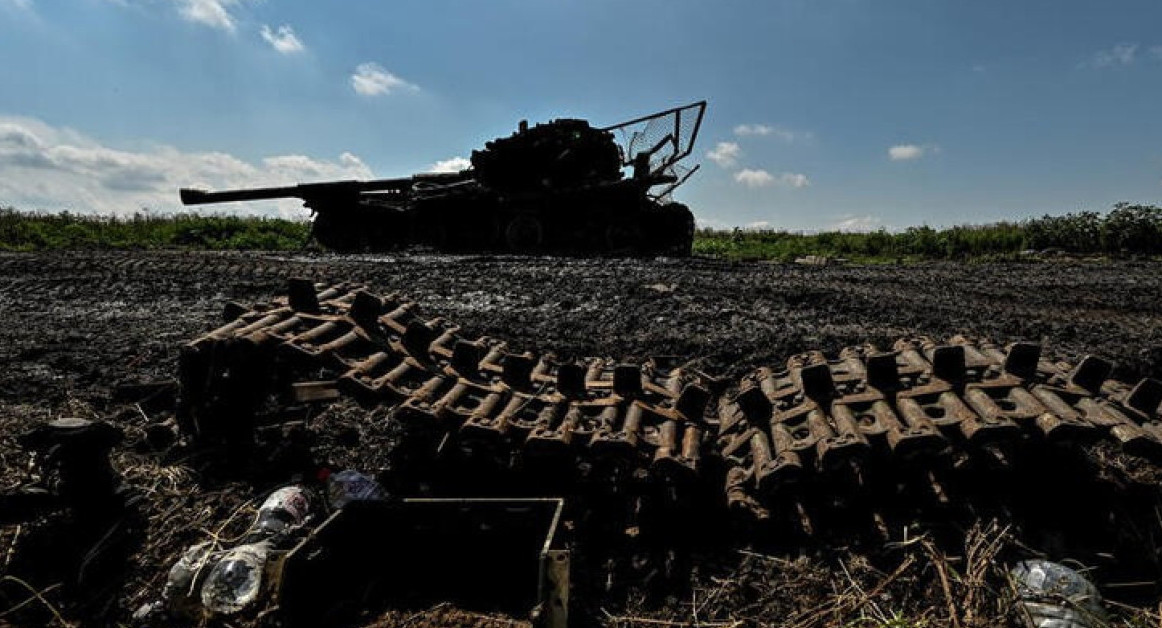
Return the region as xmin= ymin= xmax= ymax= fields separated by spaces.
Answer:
xmin=717 ymin=337 xmax=1162 ymax=542
xmin=179 ymin=280 xmax=714 ymax=481
xmin=178 ymin=280 xmax=1162 ymax=540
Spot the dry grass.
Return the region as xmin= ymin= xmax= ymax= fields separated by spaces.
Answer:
xmin=595 ymin=521 xmax=1162 ymax=628
xmin=2 ymin=382 xmax=1162 ymax=627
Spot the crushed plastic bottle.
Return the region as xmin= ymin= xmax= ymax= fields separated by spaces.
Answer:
xmin=142 ymin=485 xmax=316 ymax=619
xmin=249 ymin=485 xmax=312 ymax=541
xmin=163 ymin=541 xmax=217 ymax=615
xmin=325 ymin=469 xmax=385 ymax=509
xmin=1011 ymin=560 xmax=1107 ymax=628
xmin=199 ymin=540 xmax=272 ymax=615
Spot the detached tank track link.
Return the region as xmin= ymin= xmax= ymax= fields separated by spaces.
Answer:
xmin=178 ymin=279 xmax=716 ymax=489
xmin=178 ymin=280 xmax=1162 ymax=539
xmin=716 ymin=336 xmax=1162 ymax=541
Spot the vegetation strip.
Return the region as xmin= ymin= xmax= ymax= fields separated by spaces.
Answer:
xmin=2 ymin=203 xmax=1161 ymax=260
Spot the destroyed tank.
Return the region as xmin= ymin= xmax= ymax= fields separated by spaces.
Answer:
xmin=180 ymin=102 xmax=706 ymax=255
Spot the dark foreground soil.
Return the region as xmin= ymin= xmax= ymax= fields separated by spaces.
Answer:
xmin=2 ymin=251 xmax=1162 ymax=627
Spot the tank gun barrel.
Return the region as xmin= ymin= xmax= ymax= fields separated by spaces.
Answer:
xmin=180 ymin=178 xmax=413 ymax=206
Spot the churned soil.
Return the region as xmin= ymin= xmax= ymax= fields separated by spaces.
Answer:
xmin=1 ymin=250 xmax=1161 ymax=627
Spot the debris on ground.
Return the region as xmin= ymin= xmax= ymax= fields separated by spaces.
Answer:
xmin=2 ymin=251 xmax=1162 ymax=627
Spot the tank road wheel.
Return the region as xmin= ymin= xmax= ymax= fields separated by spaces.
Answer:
xmin=504 ymin=214 xmax=544 ymax=252
xmin=659 ymin=202 xmax=695 ymax=257
xmin=604 ymin=219 xmax=642 ymax=254
xmin=311 ymin=212 xmax=362 ymax=252
xmin=413 ymin=220 xmax=449 ymax=251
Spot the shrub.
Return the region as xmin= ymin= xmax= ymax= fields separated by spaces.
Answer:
xmin=694 ymin=203 xmax=1162 ymax=261
xmin=0 ymin=208 xmax=310 ymax=251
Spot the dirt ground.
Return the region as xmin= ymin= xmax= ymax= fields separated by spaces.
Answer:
xmin=2 ymin=250 xmax=1162 ymax=627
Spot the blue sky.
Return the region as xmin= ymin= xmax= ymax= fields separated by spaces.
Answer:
xmin=1 ymin=0 xmax=1161 ymax=230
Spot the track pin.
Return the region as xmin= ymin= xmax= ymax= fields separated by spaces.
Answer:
xmin=872 ymin=511 xmax=891 ymax=541
xmin=847 ymin=459 xmax=865 ymax=487
xmin=795 ymin=500 xmax=814 ymax=536
xmin=927 ymin=470 xmax=950 ymax=504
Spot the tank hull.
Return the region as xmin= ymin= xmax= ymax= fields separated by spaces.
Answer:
xmin=310 ymin=183 xmax=695 ymax=256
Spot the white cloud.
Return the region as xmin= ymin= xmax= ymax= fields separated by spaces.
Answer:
xmin=745 ymin=220 xmax=772 ymax=230
xmin=831 ymin=214 xmax=883 ymax=232
xmin=774 ymin=172 xmax=811 ymax=188
xmin=733 ymin=124 xmax=813 ymax=143
xmin=108 ymin=0 xmax=249 ymax=32
xmin=1151 ymin=46 xmax=1162 ymax=61
xmin=734 ymin=169 xmax=772 ymax=188
xmin=888 ymin=144 xmax=925 ymax=161
xmin=734 ymin=169 xmax=810 ymax=189
xmin=706 ymin=141 xmax=741 ymax=168
xmin=694 ymin=216 xmax=729 ymax=230
xmin=1 ymin=0 xmax=32 ymax=10
xmin=1081 ymin=43 xmax=1138 ymax=68
xmin=428 ymin=156 xmax=472 ymax=173
xmin=177 ymin=0 xmax=241 ymax=32
xmin=351 ymin=63 xmax=417 ymax=96
xmin=260 ymin=24 xmax=304 ymax=54
xmin=0 ymin=115 xmax=373 ymax=217
xmin=734 ymin=124 xmax=773 ymax=137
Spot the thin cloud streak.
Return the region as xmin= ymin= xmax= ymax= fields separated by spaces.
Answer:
xmin=260 ymin=24 xmax=305 ymax=54
xmin=889 ymin=144 xmax=924 ymax=161
xmin=351 ymin=63 xmax=418 ymax=96
xmin=1080 ymin=43 xmax=1138 ymax=68
xmin=706 ymin=142 xmax=741 ymax=168
xmin=734 ymin=169 xmax=809 ymax=189
xmin=733 ymin=124 xmax=813 ymax=143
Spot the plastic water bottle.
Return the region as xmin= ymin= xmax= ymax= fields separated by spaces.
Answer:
xmin=1011 ymin=560 xmax=1106 ymax=628
xmin=196 ymin=485 xmax=311 ymax=614
xmin=249 ymin=485 xmax=312 ymax=541
xmin=199 ymin=540 xmax=273 ymax=614
xmin=162 ymin=541 xmax=217 ymax=615
xmin=152 ymin=485 xmax=316 ymax=617
xmin=325 ymin=469 xmax=386 ymax=509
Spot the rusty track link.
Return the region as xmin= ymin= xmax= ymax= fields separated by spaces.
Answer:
xmin=716 ymin=336 xmax=1162 ymax=535
xmin=179 ymin=279 xmax=715 ymax=487
xmin=178 ymin=280 xmax=1162 ymax=537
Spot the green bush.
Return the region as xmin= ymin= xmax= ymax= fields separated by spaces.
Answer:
xmin=694 ymin=203 xmax=1162 ymax=261
xmin=0 ymin=208 xmax=310 ymax=251
xmin=2 ymin=203 xmax=1159 ymax=259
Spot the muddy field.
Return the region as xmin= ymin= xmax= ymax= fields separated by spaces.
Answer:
xmin=2 ymin=250 xmax=1162 ymax=627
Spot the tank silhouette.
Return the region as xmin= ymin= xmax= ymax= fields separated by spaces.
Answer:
xmin=180 ymin=102 xmax=706 ymax=255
